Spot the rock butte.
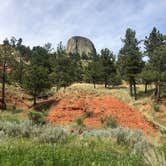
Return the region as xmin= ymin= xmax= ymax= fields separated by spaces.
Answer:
xmin=66 ymin=36 xmax=96 ymax=57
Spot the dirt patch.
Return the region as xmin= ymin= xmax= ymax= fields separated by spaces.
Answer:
xmin=47 ymin=93 xmax=157 ymax=136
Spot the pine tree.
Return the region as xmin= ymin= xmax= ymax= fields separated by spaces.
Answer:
xmin=144 ymin=27 xmax=166 ymax=101
xmin=23 ymin=46 xmax=52 ymax=105
xmin=118 ymin=28 xmax=143 ymax=99
xmin=0 ymin=39 xmax=14 ymax=109
xmin=100 ymin=48 xmax=116 ymax=88
xmin=85 ymin=56 xmax=103 ymax=88
xmin=52 ymin=54 xmax=79 ymax=90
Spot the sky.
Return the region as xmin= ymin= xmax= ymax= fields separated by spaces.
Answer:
xmin=0 ymin=0 xmax=166 ymax=54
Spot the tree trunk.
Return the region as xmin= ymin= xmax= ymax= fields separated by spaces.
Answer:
xmin=154 ymin=82 xmax=158 ymax=96
xmin=33 ymin=95 xmax=37 ymax=105
xmin=104 ymin=76 xmax=107 ymax=88
xmin=93 ymin=80 xmax=96 ymax=89
xmin=156 ymin=83 xmax=160 ymax=102
xmin=133 ymin=80 xmax=137 ymax=100
xmin=144 ymin=82 xmax=148 ymax=94
xmin=19 ymin=60 xmax=23 ymax=84
xmin=129 ymin=80 xmax=133 ymax=96
xmin=1 ymin=62 xmax=6 ymax=110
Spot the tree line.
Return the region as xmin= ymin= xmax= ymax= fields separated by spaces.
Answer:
xmin=0 ymin=27 xmax=165 ymax=108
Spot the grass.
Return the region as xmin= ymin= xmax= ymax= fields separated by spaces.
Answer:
xmin=0 ymin=119 xmax=165 ymax=166
xmin=0 ymin=138 xmax=143 ymax=166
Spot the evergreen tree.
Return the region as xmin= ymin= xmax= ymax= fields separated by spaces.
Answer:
xmin=53 ymin=55 xmax=79 ymax=90
xmin=144 ymin=27 xmax=166 ymax=100
xmin=0 ymin=39 xmax=14 ymax=109
xmin=10 ymin=38 xmax=32 ymax=84
xmin=140 ymin=63 xmax=154 ymax=94
xmin=23 ymin=46 xmax=52 ymax=105
xmin=85 ymin=56 xmax=103 ymax=88
xmin=100 ymin=48 xmax=116 ymax=88
xmin=118 ymin=28 xmax=143 ymax=99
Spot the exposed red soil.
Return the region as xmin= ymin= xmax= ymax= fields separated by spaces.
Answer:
xmin=47 ymin=94 xmax=157 ymax=136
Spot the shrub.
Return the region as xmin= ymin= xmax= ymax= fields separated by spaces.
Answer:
xmin=6 ymin=105 xmax=23 ymax=113
xmin=104 ymin=115 xmax=118 ymax=128
xmin=100 ymin=116 xmax=105 ymax=124
xmin=28 ymin=111 xmax=45 ymax=124
xmin=0 ymin=121 xmax=68 ymax=143
xmin=153 ymin=103 xmax=160 ymax=112
xmin=75 ymin=117 xmax=84 ymax=126
xmin=38 ymin=124 xmax=67 ymax=143
xmin=0 ymin=114 xmax=20 ymax=123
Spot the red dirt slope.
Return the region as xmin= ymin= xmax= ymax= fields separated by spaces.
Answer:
xmin=47 ymin=94 xmax=157 ymax=136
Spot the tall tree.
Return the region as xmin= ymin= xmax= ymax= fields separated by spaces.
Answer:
xmin=118 ymin=28 xmax=143 ymax=99
xmin=100 ymin=48 xmax=116 ymax=88
xmin=53 ymin=55 xmax=79 ymax=90
xmin=10 ymin=38 xmax=31 ymax=84
xmin=140 ymin=63 xmax=155 ymax=94
xmin=144 ymin=27 xmax=166 ymax=100
xmin=23 ymin=46 xmax=52 ymax=105
xmin=85 ymin=56 xmax=103 ymax=88
xmin=24 ymin=65 xmax=51 ymax=105
xmin=150 ymin=44 xmax=166 ymax=100
xmin=0 ymin=39 xmax=14 ymax=109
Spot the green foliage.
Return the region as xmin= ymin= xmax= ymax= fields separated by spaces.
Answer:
xmin=75 ymin=117 xmax=84 ymax=126
xmin=104 ymin=115 xmax=118 ymax=128
xmin=100 ymin=116 xmax=105 ymax=124
xmin=110 ymin=73 xmax=122 ymax=86
xmin=0 ymin=140 xmax=143 ymax=166
xmin=0 ymin=120 xmax=67 ymax=142
xmin=100 ymin=48 xmax=116 ymax=87
xmin=0 ymin=114 xmax=20 ymax=123
xmin=28 ymin=111 xmax=45 ymax=124
xmin=144 ymin=27 xmax=166 ymax=100
xmin=6 ymin=105 xmax=23 ymax=113
xmin=152 ymin=103 xmax=160 ymax=112
xmin=144 ymin=27 xmax=165 ymax=58
xmin=85 ymin=56 xmax=103 ymax=87
xmin=24 ymin=65 xmax=51 ymax=104
xmin=52 ymin=55 xmax=80 ymax=90
xmin=117 ymin=28 xmax=143 ymax=98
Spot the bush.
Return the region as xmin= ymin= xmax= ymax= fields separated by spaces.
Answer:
xmin=28 ymin=111 xmax=45 ymax=124
xmin=38 ymin=124 xmax=67 ymax=143
xmin=0 ymin=120 xmax=68 ymax=143
xmin=104 ymin=115 xmax=118 ymax=128
xmin=0 ymin=114 xmax=20 ymax=123
xmin=75 ymin=117 xmax=84 ymax=126
xmin=6 ymin=105 xmax=24 ymax=113
xmin=100 ymin=116 xmax=105 ymax=124
xmin=153 ymin=104 xmax=160 ymax=112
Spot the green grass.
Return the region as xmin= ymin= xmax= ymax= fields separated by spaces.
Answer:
xmin=0 ymin=139 xmax=143 ymax=166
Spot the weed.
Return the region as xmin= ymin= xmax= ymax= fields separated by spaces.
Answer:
xmin=75 ymin=117 xmax=84 ymax=126
xmin=99 ymin=116 xmax=105 ymax=124
xmin=104 ymin=115 xmax=118 ymax=128
xmin=28 ymin=111 xmax=45 ymax=124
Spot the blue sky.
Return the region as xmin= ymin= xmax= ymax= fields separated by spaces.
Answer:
xmin=0 ymin=0 xmax=166 ymax=54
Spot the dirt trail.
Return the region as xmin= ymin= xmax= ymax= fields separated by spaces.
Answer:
xmin=47 ymin=93 xmax=157 ymax=136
